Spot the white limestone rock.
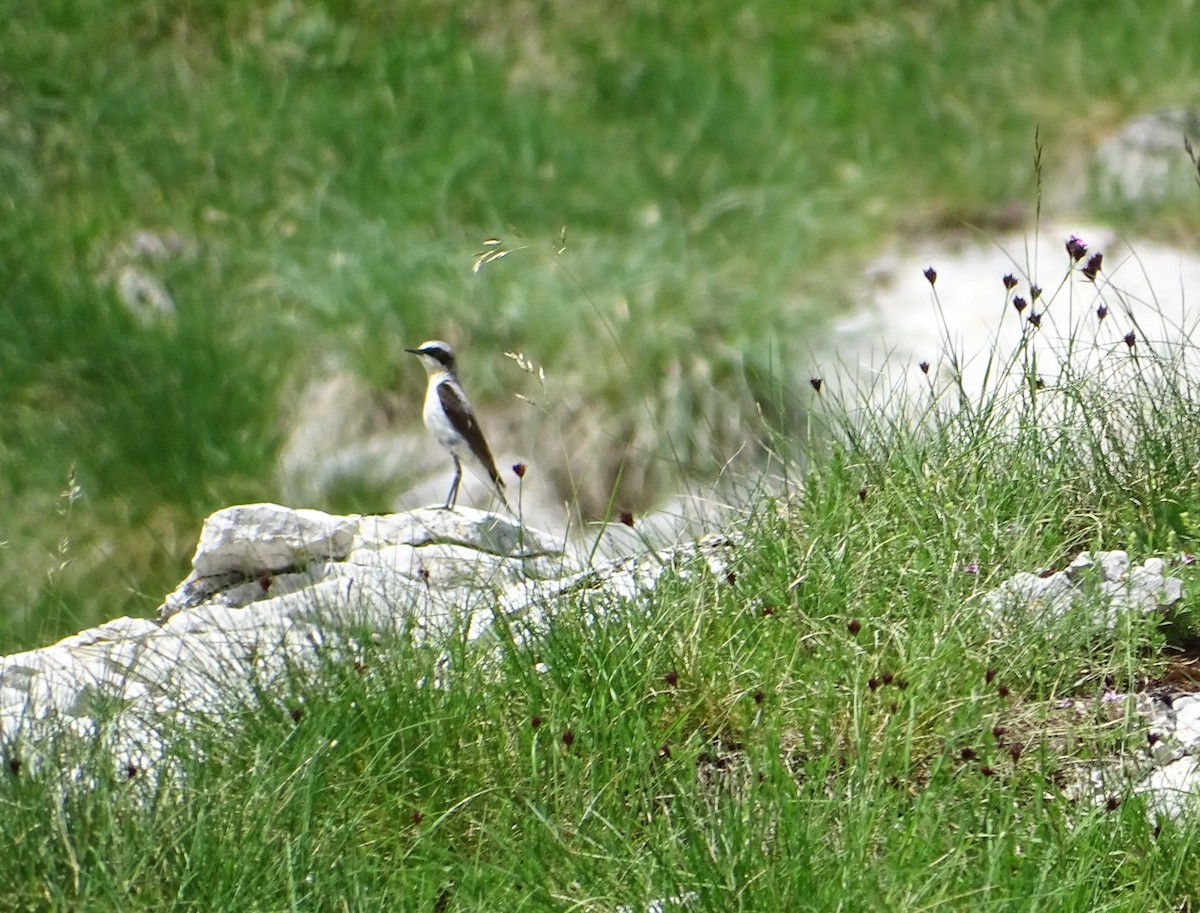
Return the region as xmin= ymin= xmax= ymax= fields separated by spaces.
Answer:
xmin=1 ymin=502 xmax=730 ymax=783
xmin=836 ymin=225 xmax=1200 ymax=411
xmin=984 ymin=551 xmax=1182 ymax=631
xmin=158 ymin=504 xmax=563 ymax=621
xmin=1096 ymin=550 xmax=1132 ymax=582
xmin=1139 ymin=757 xmax=1200 ymax=819
xmin=1094 ymin=108 xmax=1200 ymax=205
xmin=1173 ymin=700 xmax=1200 ymax=753
xmin=190 ymin=503 xmax=358 ymax=577
xmin=985 ymin=570 xmax=1075 ymax=620
xmin=355 ymin=508 xmax=561 ymax=559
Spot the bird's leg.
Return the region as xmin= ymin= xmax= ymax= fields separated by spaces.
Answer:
xmin=445 ymin=457 xmax=462 ymax=509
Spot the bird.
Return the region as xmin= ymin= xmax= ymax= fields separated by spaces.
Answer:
xmin=405 ymin=339 xmax=511 ymax=512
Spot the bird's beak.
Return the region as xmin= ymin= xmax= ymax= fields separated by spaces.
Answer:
xmin=404 ymin=347 xmax=421 ymax=356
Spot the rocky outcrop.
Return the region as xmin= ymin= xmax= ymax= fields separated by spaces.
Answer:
xmin=985 ymin=550 xmax=1183 ymax=630
xmin=0 ymin=503 xmax=731 ymax=780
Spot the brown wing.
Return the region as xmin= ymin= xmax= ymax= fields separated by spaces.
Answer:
xmin=437 ymin=381 xmax=504 ymax=487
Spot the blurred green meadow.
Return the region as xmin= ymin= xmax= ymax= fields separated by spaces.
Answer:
xmin=2 ymin=0 xmax=1200 ymax=651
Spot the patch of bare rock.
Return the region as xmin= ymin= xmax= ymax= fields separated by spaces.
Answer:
xmin=0 ymin=503 xmax=731 ymax=783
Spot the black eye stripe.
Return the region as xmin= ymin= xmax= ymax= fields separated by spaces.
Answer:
xmin=424 ymin=347 xmax=455 ymax=368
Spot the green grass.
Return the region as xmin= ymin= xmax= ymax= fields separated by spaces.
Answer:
xmin=9 ymin=4 xmax=1200 ymax=902
xmin=8 ymin=245 xmax=1200 ymax=908
xmin=3 ymin=3 xmax=1200 ymax=648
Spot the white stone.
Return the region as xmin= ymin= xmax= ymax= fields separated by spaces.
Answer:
xmin=1151 ymin=736 xmax=1182 ymax=767
xmin=1094 ymin=108 xmax=1200 ymax=204
xmin=1140 ymin=757 xmax=1200 ymax=819
xmin=1064 ymin=551 xmax=1095 ymax=580
xmin=1174 ymin=701 xmax=1200 ymax=752
xmin=985 ymin=571 xmax=1075 ymax=619
xmin=0 ymin=502 xmax=727 ymax=782
xmin=834 ymin=227 xmax=1200 ymax=409
xmin=983 ymin=552 xmax=1184 ymax=633
xmin=276 ymin=370 xmax=416 ymax=504
xmin=190 ymin=503 xmax=359 ymax=578
xmin=1095 ymin=551 xmax=1131 ymax=582
xmin=355 ymin=507 xmax=561 ymax=558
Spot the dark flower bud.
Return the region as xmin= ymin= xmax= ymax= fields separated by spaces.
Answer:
xmin=923 ymin=266 xmax=937 ymax=285
xmin=1003 ymin=274 xmax=1018 ymax=290
xmin=1066 ymin=235 xmax=1088 ymax=261
xmin=1082 ymin=252 xmax=1103 ymax=280
xmin=1012 ymin=296 xmax=1027 ymax=313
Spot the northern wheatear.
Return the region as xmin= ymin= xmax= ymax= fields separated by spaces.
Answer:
xmin=405 ymin=340 xmax=510 ymax=511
